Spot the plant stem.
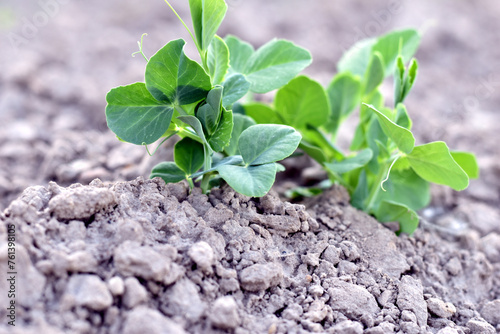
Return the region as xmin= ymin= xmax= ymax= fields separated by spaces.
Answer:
xmin=200 ymin=173 xmax=211 ymax=193
xmin=364 ymin=162 xmax=390 ymax=213
xmin=163 ymin=0 xmax=204 ymax=63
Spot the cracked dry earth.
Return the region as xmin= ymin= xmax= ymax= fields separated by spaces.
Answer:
xmin=1 ymin=177 xmax=499 ymax=334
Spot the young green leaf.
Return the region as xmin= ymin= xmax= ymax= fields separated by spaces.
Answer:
xmin=225 ymin=35 xmax=255 ymax=74
xmin=325 ymin=72 xmax=362 ymax=134
xmin=275 ymin=76 xmax=330 ymax=129
xmin=192 ymin=155 xmax=244 ymax=178
xmin=376 ymin=200 xmax=419 ymax=235
xmin=188 ymin=0 xmax=227 ymax=51
xmin=303 ymin=125 xmax=344 ymax=161
xmin=324 ymin=148 xmax=373 ymax=174
xmin=208 ymin=107 xmax=233 ymax=152
xmin=207 ymin=35 xmax=229 ymax=84
xmin=299 ymin=141 xmax=328 ymax=165
xmin=150 ymin=161 xmax=186 ymax=183
xmin=365 ymin=103 xmax=415 ymax=154
xmin=177 ymin=115 xmax=210 ymax=147
xmin=372 ymin=29 xmax=420 ymax=77
xmin=395 ymin=103 xmax=412 ymax=130
xmin=238 ymin=124 xmax=302 ymax=165
xmin=243 ymin=103 xmax=283 ymax=124
xmin=337 ymin=38 xmax=376 ymax=77
xmin=451 ymin=151 xmax=479 ymax=179
xmin=363 ymin=51 xmax=385 ymax=95
xmin=197 ymin=86 xmax=223 ymax=135
xmin=244 ymin=40 xmax=312 ymax=93
xmin=145 ymin=39 xmax=211 ymax=105
xmin=407 ymin=141 xmax=469 ymax=191
xmin=394 ymin=56 xmax=405 ymax=106
xmin=225 ymin=114 xmax=256 ymax=156
xmin=377 ymin=168 xmax=430 ymax=211
xmin=351 ymin=169 xmax=368 ymax=210
xmin=394 ymin=57 xmax=418 ymax=106
xmin=106 ymin=83 xmax=174 ymax=145
xmin=217 ymin=163 xmax=278 ymax=197
xmin=174 ymin=137 xmax=204 ymax=176
xmin=221 ymin=74 xmax=250 ymax=108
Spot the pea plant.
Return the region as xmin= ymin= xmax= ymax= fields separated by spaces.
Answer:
xmin=240 ymin=29 xmax=478 ymax=234
xmin=105 ymin=0 xmax=478 ymax=234
xmin=105 ymin=0 xmax=307 ymax=197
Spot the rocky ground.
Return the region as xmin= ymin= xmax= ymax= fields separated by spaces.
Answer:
xmin=1 ymin=0 xmax=500 ymax=333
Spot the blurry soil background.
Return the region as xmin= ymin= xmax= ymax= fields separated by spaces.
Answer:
xmin=1 ymin=0 xmax=500 ymax=333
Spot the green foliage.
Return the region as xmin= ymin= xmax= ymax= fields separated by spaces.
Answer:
xmin=241 ymin=28 xmax=477 ymax=235
xmin=106 ymin=1 xmax=477 ymax=235
xmin=105 ymin=0 xmax=304 ymax=197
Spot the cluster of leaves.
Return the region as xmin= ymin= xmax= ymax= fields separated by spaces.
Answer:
xmin=241 ymin=29 xmax=478 ymax=234
xmin=105 ymin=0 xmax=306 ymax=197
xmin=105 ymin=0 xmax=478 ymax=234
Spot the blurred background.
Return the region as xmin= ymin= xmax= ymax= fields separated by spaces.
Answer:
xmin=1 ymin=0 xmax=499 ymax=211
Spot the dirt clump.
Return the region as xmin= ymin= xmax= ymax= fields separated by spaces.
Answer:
xmin=1 ymin=177 xmax=499 ymax=334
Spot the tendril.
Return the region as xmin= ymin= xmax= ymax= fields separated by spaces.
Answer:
xmin=131 ymin=33 xmax=149 ymax=62
xmin=381 ymin=155 xmax=401 ymax=192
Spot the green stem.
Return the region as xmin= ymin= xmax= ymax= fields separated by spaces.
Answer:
xmin=325 ymin=168 xmax=350 ymax=191
xmin=200 ymin=173 xmax=211 ymax=193
xmin=364 ymin=162 xmax=390 ymax=213
xmin=163 ymin=0 xmax=204 ymax=62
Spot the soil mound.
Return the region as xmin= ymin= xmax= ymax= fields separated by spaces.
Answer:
xmin=1 ymin=177 xmax=499 ymax=333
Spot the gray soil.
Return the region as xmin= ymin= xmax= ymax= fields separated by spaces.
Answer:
xmin=1 ymin=0 xmax=500 ymax=333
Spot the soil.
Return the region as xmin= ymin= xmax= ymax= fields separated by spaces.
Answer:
xmin=1 ymin=0 xmax=500 ymax=333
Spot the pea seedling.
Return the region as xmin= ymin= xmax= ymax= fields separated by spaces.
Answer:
xmin=105 ymin=1 xmax=478 ymax=234
xmin=239 ymin=29 xmax=478 ymax=234
xmin=105 ymin=0 xmax=308 ymax=197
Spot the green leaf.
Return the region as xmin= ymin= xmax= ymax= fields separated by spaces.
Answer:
xmin=299 ymin=141 xmax=327 ymax=165
xmin=207 ymin=35 xmax=229 ymax=84
xmin=394 ymin=57 xmax=418 ymax=106
xmin=376 ymin=200 xmax=419 ymax=235
xmin=225 ymin=35 xmax=254 ymax=74
xmin=324 ymin=149 xmax=373 ymax=174
xmin=325 ymin=72 xmax=362 ymax=134
xmin=351 ymin=169 xmax=368 ymax=210
xmin=245 ymin=40 xmax=312 ymax=93
xmin=407 ymin=141 xmax=469 ymax=191
xmin=451 ymin=151 xmax=479 ymax=179
xmin=221 ymin=74 xmax=250 ymax=108
xmin=372 ymin=29 xmax=420 ymax=77
xmin=365 ymin=103 xmax=415 ymax=154
xmin=217 ymin=163 xmax=277 ymax=197
xmin=395 ymin=103 xmax=412 ymax=130
xmin=225 ymin=114 xmax=256 ymax=156
xmin=394 ymin=56 xmax=405 ymax=106
xmin=174 ymin=137 xmax=204 ymax=176
xmin=238 ymin=124 xmax=302 ymax=165
xmin=243 ymin=103 xmax=283 ymax=124
xmin=197 ymin=86 xmax=223 ymax=135
xmin=188 ymin=0 xmax=227 ymax=51
xmin=378 ymin=168 xmax=430 ymax=211
xmin=275 ymin=76 xmax=329 ymax=129
xmin=208 ymin=107 xmax=233 ymax=152
xmin=192 ymin=155 xmax=244 ymax=178
xmin=145 ymin=39 xmax=211 ymax=105
xmin=337 ymin=38 xmax=376 ymax=77
xmin=363 ymin=52 xmax=385 ymax=95
xmin=406 ymin=58 xmax=418 ymax=92
xmin=177 ymin=115 xmax=210 ymax=147
xmin=303 ymin=125 xmax=344 ymax=161
xmin=150 ymin=162 xmax=186 ymax=183
xmin=105 ymin=83 xmax=174 ymax=145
